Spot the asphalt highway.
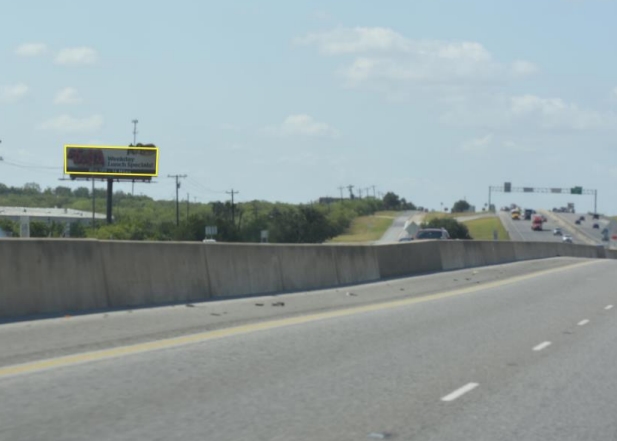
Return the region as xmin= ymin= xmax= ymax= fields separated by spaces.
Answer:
xmin=551 ymin=212 xmax=613 ymax=245
xmin=1 ymin=258 xmax=616 ymax=440
xmin=498 ymin=211 xmax=578 ymax=243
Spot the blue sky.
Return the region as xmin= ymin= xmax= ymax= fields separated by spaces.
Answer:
xmin=1 ymin=0 xmax=616 ymax=213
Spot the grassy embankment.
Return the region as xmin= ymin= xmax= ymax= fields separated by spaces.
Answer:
xmin=425 ymin=212 xmax=510 ymax=241
xmin=329 ymin=211 xmax=397 ymax=243
xmin=464 ymin=217 xmax=510 ymax=241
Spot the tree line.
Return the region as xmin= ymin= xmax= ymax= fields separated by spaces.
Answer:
xmin=0 ymin=183 xmax=416 ymax=243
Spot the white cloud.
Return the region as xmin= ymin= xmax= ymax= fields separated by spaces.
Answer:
xmin=15 ymin=43 xmax=47 ymax=57
xmin=54 ymin=87 xmax=82 ymax=105
xmin=38 ymin=115 xmax=103 ymax=133
xmin=510 ymin=94 xmax=614 ymax=130
xmin=511 ymin=60 xmax=538 ymax=77
xmin=0 ymin=83 xmax=30 ymax=103
xmin=461 ymin=134 xmax=493 ymax=152
xmin=54 ymin=47 xmax=98 ymax=65
xmin=295 ymin=27 xmax=416 ymax=55
xmin=503 ymin=140 xmax=535 ymax=152
xmin=263 ymin=114 xmax=339 ymax=138
xmin=297 ymin=27 xmax=505 ymax=88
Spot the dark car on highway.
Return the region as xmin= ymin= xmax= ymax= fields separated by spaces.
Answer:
xmin=414 ymin=228 xmax=451 ymax=240
xmin=593 ymin=223 xmax=600 ymax=229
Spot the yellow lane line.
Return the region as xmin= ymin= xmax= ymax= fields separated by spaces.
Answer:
xmin=0 ymin=260 xmax=599 ymax=379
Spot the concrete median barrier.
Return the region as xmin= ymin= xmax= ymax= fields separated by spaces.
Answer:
xmin=205 ymin=243 xmax=283 ymax=298
xmin=101 ymin=241 xmax=210 ymax=307
xmin=277 ymin=245 xmax=339 ymax=292
xmin=0 ymin=239 xmax=108 ymax=318
xmin=2 ymin=237 xmax=617 ymax=321
xmin=376 ymin=241 xmax=443 ymax=278
xmin=332 ymin=245 xmax=380 ymax=285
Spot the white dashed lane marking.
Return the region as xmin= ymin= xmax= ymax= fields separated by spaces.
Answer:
xmin=441 ymin=383 xmax=479 ymax=402
xmin=533 ymin=341 xmax=552 ymax=352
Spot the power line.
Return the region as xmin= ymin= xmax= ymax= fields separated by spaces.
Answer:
xmin=186 ymin=177 xmax=226 ymax=194
xmin=168 ymin=174 xmax=188 ymax=226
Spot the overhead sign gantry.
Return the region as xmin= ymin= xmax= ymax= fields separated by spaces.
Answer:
xmin=489 ymin=182 xmax=598 ymax=213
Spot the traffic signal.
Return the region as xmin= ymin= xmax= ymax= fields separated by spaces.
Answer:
xmin=504 ymin=182 xmax=511 ymax=193
xmin=570 ymin=186 xmax=583 ymax=195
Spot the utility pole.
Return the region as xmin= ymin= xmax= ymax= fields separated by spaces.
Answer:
xmin=338 ymin=186 xmax=344 ymax=202
xmin=347 ymin=185 xmax=354 ymax=199
xmin=131 ymin=119 xmax=138 ymax=196
xmin=365 ymin=187 xmax=371 ymax=199
xmin=186 ymin=193 xmax=190 ymax=219
xmin=226 ymin=189 xmax=239 ymax=225
xmin=372 ymin=185 xmax=376 ymax=198
xmin=132 ymin=119 xmax=139 ymax=145
xmin=359 ymin=188 xmax=363 ymax=199
xmin=168 ymin=174 xmax=188 ymax=226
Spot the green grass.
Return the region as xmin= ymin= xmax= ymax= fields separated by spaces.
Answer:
xmin=465 ymin=217 xmax=510 ymax=241
xmin=329 ymin=211 xmax=396 ymax=243
xmin=425 ymin=211 xmax=486 ymax=221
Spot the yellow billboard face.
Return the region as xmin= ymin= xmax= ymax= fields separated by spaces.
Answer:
xmin=64 ymin=145 xmax=159 ymax=178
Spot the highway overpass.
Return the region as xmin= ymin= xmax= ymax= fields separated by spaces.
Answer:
xmin=1 ymin=257 xmax=616 ymax=440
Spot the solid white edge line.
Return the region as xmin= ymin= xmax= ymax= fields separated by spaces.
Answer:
xmin=578 ymin=319 xmax=590 ymax=326
xmin=605 ymin=305 xmax=614 ymax=310
xmin=441 ymin=382 xmax=479 ymax=402
xmin=533 ymin=341 xmax=552 ymax=351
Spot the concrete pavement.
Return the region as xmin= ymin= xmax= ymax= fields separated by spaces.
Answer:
xmin=1 ymin=258 xmax=616 ymax=440
xmin=376 ymin=210 xmax=423 ymax=243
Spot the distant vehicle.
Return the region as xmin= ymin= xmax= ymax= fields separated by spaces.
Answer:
xmin=579 ymin=216 xmax=586 ymax=221
xmin=531 ymin=215 xmax=543 ymax=231
xmin=414 ymin=228 xmax=451 ymax=240
xmin=601 ymin=229 xmax=610 ymax=242
xmin=203 ymin=239 xmax=217 ymax=243
xmin=562 ymin=235 xmax=573 ymax=243
xmin=553 ymin=228 xmax=563 ymax=236
xmin=541 ymin=215 xmax=547 ymax=222
xmin=511 ymin=209 xmax=521 ymax=220
xmin=593 ymin=223 xmax=600 ymax=229
xmin=593 ymin=214 xmax=600 ymax=220
xmin=524 ymin=209 xmax=533 ymax=220
xmin=398 ymin=236 xmax=413 ymax=242
xmin=575 ymin=219 xmax=581 ymax=225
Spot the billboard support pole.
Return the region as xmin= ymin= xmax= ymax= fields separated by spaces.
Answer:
xmin=106 ymin=179 xmax=113 ymax=224
xmin=594 ymin=190 xmax=598 ymax=214
xmin=92 ymin=178 xmax=95 ymax=229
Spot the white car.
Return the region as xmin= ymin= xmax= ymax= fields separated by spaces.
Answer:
xmin=562 ymin=235 xmax=573 ymax=243
xmin=553 ymin=228 xmax=563 ymax=236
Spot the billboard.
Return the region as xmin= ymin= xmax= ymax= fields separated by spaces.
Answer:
xmin=64 ymin=145 xmax=158 ymax=178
